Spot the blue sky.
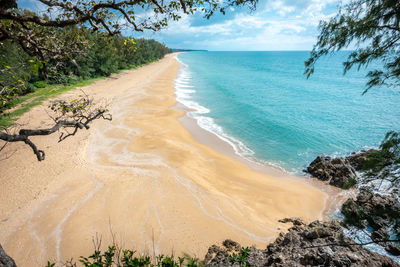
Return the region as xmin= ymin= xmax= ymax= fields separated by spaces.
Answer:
xmin=19 ymin=0 xmax=343 ymax=51
xmin=136 ymin=0 xmax=342 ymax=51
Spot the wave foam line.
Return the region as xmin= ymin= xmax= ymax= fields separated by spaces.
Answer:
xmin=174 ymin=54 xmax=292 ymax=174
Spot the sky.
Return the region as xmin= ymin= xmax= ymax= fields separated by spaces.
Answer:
xmin=19 ymin=0 xmax=343 ymax=51
xmin=135 ymin=0 xmax=342 ymax=51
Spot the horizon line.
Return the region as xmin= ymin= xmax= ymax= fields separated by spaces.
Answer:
xmin=170 ymin=49 xmax=355 ymax=52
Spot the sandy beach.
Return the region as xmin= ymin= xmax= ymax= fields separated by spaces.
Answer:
xmin=0 ymin=54 xmax=331 ymax=266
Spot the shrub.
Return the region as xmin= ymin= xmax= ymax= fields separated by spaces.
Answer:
xmin=33 ymin=81 xmax=48 ymax=88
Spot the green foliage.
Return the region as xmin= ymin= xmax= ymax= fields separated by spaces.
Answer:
xmin=229 ymin=247 xmax=250 ymax=267
xmin=341 ymin=199 xmax=366 ymax=228
xmin=33 ymin=81 xmax=48 ymax=88
xmin=342 ymin=177 xmax=357 ymax=190
xmin=362 ymin=131 xmax=400 ymax=186
xmin=79 ymin=246 xmax=116 ymax=267
xmin=305 ymin=0 xmax=400 ymax=93
xmin=29 ymin=28 xmax=169 ymax=81
xmin=0 ymin=77 xmax=103 ymax=128
xmin=186 ymin=258 xmax=198 ymax=267
xmin=1 ymin=0 xmax=257 ymax=43
xmin=0 ymin=40 xmax=35 ymax=111
xmin=52 ymin=30 xmax=168 ymax=80
xmin=341 ymin=194 xmax=400 ymax=237
xmin=340 ymin=132 xmax=400 ymax=237
xmin=0 ymin=27 xmax=168 ymax=116
xmin=48 ymin=246 xmax=202 ymax=267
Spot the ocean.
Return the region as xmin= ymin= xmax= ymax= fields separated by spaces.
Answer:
xmin=175 ymin=51 xmax=400 ymax=175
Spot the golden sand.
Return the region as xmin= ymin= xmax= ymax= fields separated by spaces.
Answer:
xmin=0 ymin=54 xmax=329 ymax=266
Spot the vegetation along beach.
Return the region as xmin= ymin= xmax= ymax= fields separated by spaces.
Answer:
xmin=0 ymin=0 xmax=399 ymax=266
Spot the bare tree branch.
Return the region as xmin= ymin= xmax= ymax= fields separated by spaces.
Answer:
xmin=0 ymin=94 xmax=112 ymax=161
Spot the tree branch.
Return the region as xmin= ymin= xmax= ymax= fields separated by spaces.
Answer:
xmin=0 ymin=107 xmax=112 ymax=161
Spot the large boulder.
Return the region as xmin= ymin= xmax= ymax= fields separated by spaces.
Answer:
xmin=386 ymin=243 xmax=400 ymax=256
xmin=306 ymin=150 xmax=378 ymax=189
xmin=0 ymin=244 xmax=17 ymax=267
xmin=306 ymin=155 xmax=357 ymax=189
xmin=204 ymin=219 xmax=399 ymax=266
xmin=341 ymin=188 xmax=399 ymax=230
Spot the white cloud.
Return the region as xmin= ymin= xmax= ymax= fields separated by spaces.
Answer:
xmin=270 ymin=1 xmax=296 ymax=16
xmin=136 ymin=0 xmax=342 ymax=50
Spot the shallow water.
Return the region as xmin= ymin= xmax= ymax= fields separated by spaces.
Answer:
xmin=177 ymin=51 xmax=400 ymax=174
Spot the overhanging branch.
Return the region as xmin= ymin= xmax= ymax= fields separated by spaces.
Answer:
xmin=0 ymin=110 xmax=112 ymax=161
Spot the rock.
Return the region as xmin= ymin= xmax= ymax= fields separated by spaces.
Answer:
xmin=385 ymin=243 xmax=400 ymax=256
xmin=222 ymin=239 xmax=241 ymax=252
xmin=369 ymin=216 xmax=389 ymax=231
xmin=306 ymin=155 xmax=357 ymax=189
xmin=204 ymin=245 xmax=230 ymax=267
xmin=0 ymin=244 xmax=17 ymax=267
xmin=204 ymin=220 xmax=399 ymax=266
xmin=278 ymin=217 xmax=305 ymax=226
xmin=329 ymin=174 xmax=356 ymax=189
xmin=342 ymin=188 xmax=399 ymax=232
xmin=356 ymin=188 xmax=374 ymax=203
xmin=347 ymin=149 xmax=377 ymax=171
xmin=341 ymin=188 xmax=400 ymax=260
xmin=306 ymin=150 xmax=378 ymax=189
xmin=204 ymin=240 xmax=243 ymax=266
xmin=341 ymin=198 xmax=367 ymax=228
xmin=370 ymin=228 xmax=389 ymax=242
xmin=304 ymin=227 xmax=334 ymax=239
xmin=307 ymin=156 xmax=334 ymax=181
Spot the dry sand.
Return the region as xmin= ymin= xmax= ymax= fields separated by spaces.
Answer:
xmin=0 ymin=54 xmax=334 ymax=266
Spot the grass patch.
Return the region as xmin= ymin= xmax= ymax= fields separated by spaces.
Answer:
xmin=0 ymin=76 xmax=105 ymax=128
xmin=0 ymin=59 xmax=162 ymax=128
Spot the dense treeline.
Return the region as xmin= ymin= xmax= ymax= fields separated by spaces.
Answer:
xmin=0 ymin=26 xmax=168 ymax=113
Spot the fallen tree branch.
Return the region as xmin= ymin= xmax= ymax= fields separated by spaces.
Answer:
xmin=0 ymin=95 xmax=112 ymax=161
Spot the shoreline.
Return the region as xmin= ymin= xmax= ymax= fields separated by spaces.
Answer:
xmin=0 ymin=54 xmax=337 ymax=266
xmin=178 ymin=107 xmax=348 ymax=218
xmin=173 ymin=54 xmax=347 ymax=219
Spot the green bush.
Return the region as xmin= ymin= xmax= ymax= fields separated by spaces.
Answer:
xmin=49 ymin=246 xmax=203 ymax=267
xmin=33 ymin=81 xmax=48 ymax=88
xmin=229 ymin=247 xmax=250 ymax=267
xmin=342 ymin=177 xmax=357 ymax=189
xmin=0 ymin=28 xmax=169 ymax=114
xmin=362 ymin=131 xmax=400 ymax=186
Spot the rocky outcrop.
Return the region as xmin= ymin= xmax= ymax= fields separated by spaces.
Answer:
xmin=204 ymin=240 xmax=242 ymax=266
xmin=204 ymin=218 xmax=399 ymax=266
xmin=306 ymin=150 xmax=376 ymax=189
xmin=306 ymin=156 xmax=357 ymax=189
xmin=386 ymin=243 xmax=400 ymax=256
xmin=0 ymin=244 xmax=16 ymax=267
xmin=341 ymin=188 xmax=400 ymax=256
xmin=347 ymin=150 xmax=377 ymax=171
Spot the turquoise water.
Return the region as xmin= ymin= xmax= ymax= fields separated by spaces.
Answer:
xmin=176 ymin=51 xmax=400 ymax=174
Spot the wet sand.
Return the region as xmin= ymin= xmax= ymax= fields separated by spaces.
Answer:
xmin=1 ymin=54 xmax=334 ymax=266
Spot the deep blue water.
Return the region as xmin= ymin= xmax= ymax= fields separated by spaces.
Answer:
xmin=175 ymin=51 xmax=400 ymax=174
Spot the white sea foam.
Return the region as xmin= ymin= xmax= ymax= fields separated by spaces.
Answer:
xmin=174 ymin=55 xmax=312 ymax=176
xmin=174 ymin=54 xmax=261 ymax=161
xmin=343 ymin=228 xmax=400 ymax=264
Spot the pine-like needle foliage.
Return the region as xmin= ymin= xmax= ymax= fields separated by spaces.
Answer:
xmin=305 ymin=0 xmax=400 ymax=94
